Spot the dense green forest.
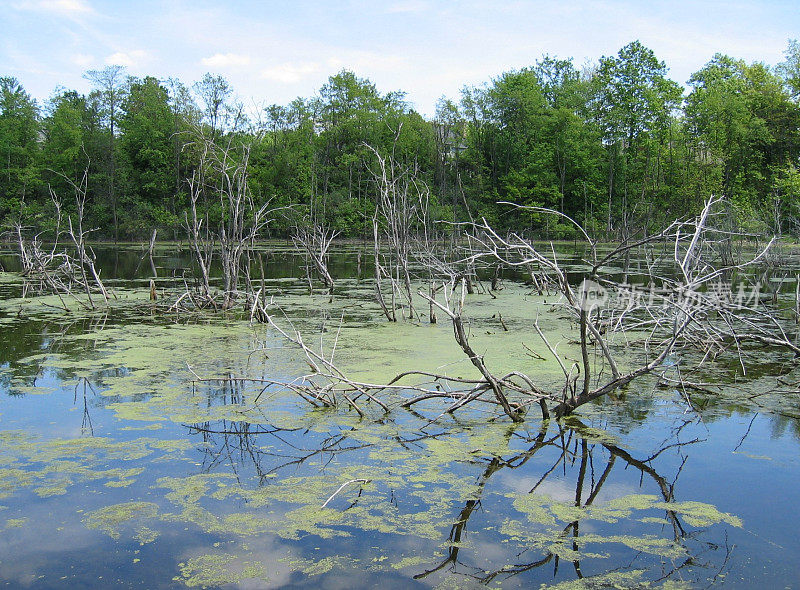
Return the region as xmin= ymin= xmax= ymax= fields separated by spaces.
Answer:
xmin=2 ymin=40 xmax=800 ymax=241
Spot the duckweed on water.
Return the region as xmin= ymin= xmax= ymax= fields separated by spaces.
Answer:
xmin=509 ymin=492 xmax=741 ymax=528
xmin=176 ymin=553 xmax=269 ymax=588
xmin=0 ymin=267 xmax=791 ymax=588
xmin=0 ymin=432 xmax=194 ymax=501
xmin=133 ymin=526 xmax=160 ymax=545
xmin=84 ymin=501 xmax=160 ymax=539
xmin=542 ymin=570 xmax=693 ymax=590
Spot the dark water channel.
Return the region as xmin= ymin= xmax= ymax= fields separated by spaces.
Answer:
xmin=0 ymin=242 xmax=798 ymax=589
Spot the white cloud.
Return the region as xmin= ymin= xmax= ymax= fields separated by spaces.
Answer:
xmin=44 ymin=0 xmax=89 ymax=11
xmin=6 ymin=0 xmax=797 ymax=117
xmin=14 ymin=0 xmax=92 ymax=14
xmin=260 ymin=62 xmax=320 ymax=84
xmin=201 ymin=52 xmax=251 ymax=68
xmin=386 ymin=0 xmax=429 ymax=13
xmin=104 ymin=50 xmax=148 ymax=68
xmin=327 ymin=57 xmax=344 ymax=70
xmin=71 ymin=53 xmax=94 ymax=68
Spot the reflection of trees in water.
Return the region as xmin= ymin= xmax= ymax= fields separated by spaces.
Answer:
xmin=671 ymin=369 xmax=800 ymax=444
xmin=415 ymin=419 xmax=724 ymax=587
xmin=74 ymin=376 xmax=96 ymax=435
xmin=182 ymin=383 xmax=733 ymax=588
xmin=768 ymin=411 xmax=800 ymax=441
xmin=185 ymin=375 xmax=368 ymax=485
xmin=0 ymin=313 xmax=111 ymax=395
xmin=187 ymin=419 xmax=370 ymax=486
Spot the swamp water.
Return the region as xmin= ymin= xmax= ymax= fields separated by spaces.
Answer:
xmin=0 ymin=243 xmax=798 ymax=589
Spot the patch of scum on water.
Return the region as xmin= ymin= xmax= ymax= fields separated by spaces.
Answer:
xmin=0 ymin=265 xmax=794 ymax=588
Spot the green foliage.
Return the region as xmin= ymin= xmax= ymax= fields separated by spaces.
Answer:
xmin=119 ymin=76 xmax=175 ymax=233
xmin=0 ymin=77 xmax=40 ymax=222
xmin=591 ymin=41 xmax=684 ymax=234
xmin=2 ymin=40 xmax=800 ymax=238
xmin=307 ymin=70 xmax=434 ymax=235
xmin=686 ymin=53 xmax=800 ymax=219
xmin=193 ymin=73 xmax=232 ymax=136
xmin=42 ymin=90 xmax=89 ymax=185
xmin=83 ymin=65 xmax=129 ymax=240
xmin=594 ymin=41 xmax=682 ymax=144
xmin=779 ymin=39 xmax=800 ymax=99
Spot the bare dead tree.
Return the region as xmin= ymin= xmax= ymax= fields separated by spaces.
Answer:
xmin=134 ymin=228 xmax=158 ymax=279
xmin=15 ymin=165 xmax=109 ymax=310
xmin=225 ymin=196 xmax=798 ymax=425
xmin=66 ymin=170 xmax=110 ymax=307
xmin=410 ymin=169 xmax=445 ymax=324
xmin=367 ymin=142 xmax=428 ymax=321
xmin=133 ymin=228 xmax=159 ymax=301
xmin=184 ymin=167 xmax=215 ymax=306
xmin=292 ymin=217 xmax=338 ymax=296
xmin=181 ymin=130 xmax=275 ymax=310
xmin=449 ymin=196 xmax=796 ymax=418
xmin=372 ymin=217 xmax=395 ymax=321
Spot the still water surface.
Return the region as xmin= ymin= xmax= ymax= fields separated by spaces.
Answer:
xmin=0 ymin=243 xmax=798 ymax=588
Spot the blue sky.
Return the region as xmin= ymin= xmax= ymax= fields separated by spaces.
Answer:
xmin=3 ymin=0 xmax=798 ymax=116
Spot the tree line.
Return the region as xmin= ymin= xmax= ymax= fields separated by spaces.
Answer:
xmin=2 ymin=40 xmax=799 ymax=241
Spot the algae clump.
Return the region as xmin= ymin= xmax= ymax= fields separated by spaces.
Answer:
xmin=84 ymin=501 xmax=159 ymax=539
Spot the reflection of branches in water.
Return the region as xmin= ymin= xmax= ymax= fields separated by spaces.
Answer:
xmin=184 ymin=376 xmax=368 ymax=483
xmin=1 ymin=312 xmax=111 ymax=395
xmin=184 ymin=376 xmax=455 ymax=484
xmin=74 ymin=376 xmax=97 ymax=435
xmin=414 ymin=424 xmax=559 ymax=581
xmin=178 ymin=379 xmax=724 ymax=587
xmin=185 ymin=419 xmax=370 ymax=486
xmin=413 ymin=420 xmax=711 ymax=587
xmin=185 ymin=416 xmax=454 ymax=490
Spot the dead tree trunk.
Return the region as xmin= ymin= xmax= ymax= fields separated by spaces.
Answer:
xmin=459 ymin=197 xmax=793 ymax=418
xmin=292 ymin=219 xmax=338 ymax=297
xmin=15 ymin=165 xmax=109 ymax=310
xmin=366 ymin=142 xmax=429 ymax=321
xmin=182 ymin=130 xmax=275 ymax=310
xmin=242 ymin=197 xmax=797 ymax=425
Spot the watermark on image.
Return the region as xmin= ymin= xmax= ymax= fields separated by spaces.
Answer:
xmin=577 ymin=278 xmax=774 ymax=312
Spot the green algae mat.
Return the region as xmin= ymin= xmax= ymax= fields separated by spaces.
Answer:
xmin=0 ymin=247 xmax=799 ymax=588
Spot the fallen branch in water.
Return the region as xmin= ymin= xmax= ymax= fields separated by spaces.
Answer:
xmin=246 ymin=287 xmax=557 ymax=421
xmin=425 ymin=196 xmax=800 ymax=418
xmin=321 ymin=479 xmax=371 ymax=508
xmin=183 ymin=196 xmax=799 ymax=425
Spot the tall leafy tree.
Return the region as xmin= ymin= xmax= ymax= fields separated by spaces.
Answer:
xmin=592 ymin=41 xmax=682 ymax=233
xmin=3 ymin=42 xmax=799 ymax=239
xmin=85 ymin=65 xmax=128 ymax=241
xmin=490 ymin=69 xmax=560 ymax=214
xmin=165 ymin=77 xmax=200 ymax=221
xmin=119 ymin=76 xmax=176 ymax=232
xmin=193 ymin=73 xmax=233 ymax=138
xmin=0 ymin=77 xmax=40 ymax=224
xmin=251 ymin=98 xmax=314 ymax=228
xmin=311 ymin=70 xmax=417 ymax=235
xmin=779 ymin=39 xmax=800 ymax=100
xmin=432 ymin=97 xmax=464 ymax=222
xmin=686 ymin=54 xmax=800 ymax=228
xmin=533 ymin=56 xmax=604 ymax=222
xmin=41 ymin=90 xmax=91 ymax=209
xmin=459 ymin=64 xmax=602 ymax=233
